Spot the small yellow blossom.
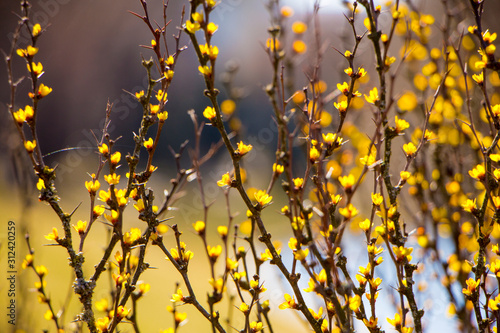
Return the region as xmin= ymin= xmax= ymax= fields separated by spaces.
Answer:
xmin=273 ymin=163 xmax=284 ymax=174
xmin=371 ymin=193 xmax=383 ymax=206
xmin=462 ymin=278 xmax=480 ymax=297
xmin=24 ymin=140 xmax=36 ymax=153
xmin=403 ymin=142 xmax=417 ymax=157
xmin=249 ymin=321 xmax=264 ymax=332
xmin=364 ymin=87 xmax=379 ymax=104
xmin=36 ymin=178 xmax=45 ymax=191
xmin=110 ymin=151 xmax=121 ymax=165
xmin=44 ymin=227 xmax=59 ymax=241
xmin=339 ymin=203 xmax=358 ymax=219
xmin=16 ymin=45 xmax=38 ymax=58
xmin=207 ymin=244 xmax=222 ymax=260
xmin=73 ymin=220 xmax=87 ymax=234
xmin=217 ymin=172 xmax=232 ymax=187
xmin=203 ymin=106 xmax=217 ymax=120
xmin=279 ymin=293 xmax=298 ymax=310
xmin=469 ymin=164 xmax=485 ymax=181
xmin=394 ymin=116 xmax=410 ymax=133
xmin=254 ymin=190 xmax=272 ymax=207
xmin=334 ymin=99 xmax=348 ymax=112
xmin=193 ymin=220 xmax=205 ymax=234
xmin=207 ymin=22 xmax=218 ymax=35
xmin=235 ymin=141 xmax=253 ymax=156
xmin=171 ymin=288 xmax=185 ymax=302
xmin=143 ymin=138 xmax=154 ymax=150
xmin=198 ymin=65 xmax=212 ymax=76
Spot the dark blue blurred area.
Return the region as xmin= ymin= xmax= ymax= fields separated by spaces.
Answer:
xmin=0 ymin=0 xmax=281 ymax=180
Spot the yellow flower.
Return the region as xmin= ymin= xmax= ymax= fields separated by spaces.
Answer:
xmin=207 ymin=244 xmax=222 ymax=260
xmin=359 ymin=219 xmax=371 ymax=232
xmin=200 ymin=43 xmax=219 ymax=60
xmin=110 ymin=151 xmax=121 ymax=165
xmin=85 ymin=179 xmax=100 ymax=193
xmin=310 ymin=146 xmax=320 ymax=161
xmin=279 ymin=293 xmax=298 ymax=310
xmin=292 ymin=21 xmax=307 ymax=34
xmin=462 ymin=198 xmax=477 ymax=213
xmin=35 ymin=83 xmax=52 ymax=98
xmin=16 ymin=45 xmax=38 ymax=58
xmin=254 ymin=190 xmax=272 ymax=207
xmin=116 ymin=305 xmax=129 ymax=319
xmin=349 ymin=294 xmax=362 ymax=312
xmin=193 ymin=220 xmax=205 ymax=234
xmin=363 ymin=317 xmax=378 ymax=329
xmin=27 ymin=62 xmax=43 ymax=76
xmin=266 ymin=38 xmax=281 ymax=51
xmin=35 ymin=265 xmax=48 ymax=277
xmin=226 ymin=257 xmax=238 ymax=270
xmin=293 ymin=248 xmax=309 ymax=261
xmin=239 ymin=303 xmax=249 ymax=313
xmin=400 ymin=170 xmax=411 ymax=180
xmin=207 ymin=22 xmax=219 ymax=35
xmin=171 ymin=288 xmax=185 ymax=302
xmin=123 ymin=228 xmax=141 ymax=245
xmin=337 ymin=82 xmax=350 ymax=95
xmin=104 ymin=173 xmax=120 ymax=185
xmin=158 ymin=111 xmax=169 ymax=122
xmin=403 ymin=142 xmax=417 ymax=157
xmin=394 ymin=116 xmax=410 ymax=133
xmin=32 ymin=23 xmax=42 ymax=36
xmin=143 ymin=137 xmax=154 ymax=150
xmin=339 ymin=174 xmax=355 ymax=191
xmin=44 ymin=309 xmax=53 ymax=321
xmin=93 ymin=205 xmax=105 ymax=218
xmin=104 ymin=210 xmax=120 ymax=225
xmin=293 ymin=177 xmax=304 ymax=189
xmin=469 ymin=164 xmax=485 ymax=181
xmin=209 ymin=277 xmax=225 ymax=293
xmin=235 ymin=141 xmax=253 ymax=156
xmin=249 ymin=321 xmax=264 ymax=332
xmin=339 ymin=203 xmax=358 ymax=219
xmin=273 ymin=163 xmax=284 ymax=174
xmin=134 ymin=199 xmax=145 ymax=212
xmin=364 ymin=87 xmax=379 ymax=104
xmin=217 ymin=172 xmax=232 ymax=187
xmin=260 ymin=248 xmax=274 ymax=261
xmin=217 ymin=225 xmax=228 ymax=237
xmin=98 ymin=143 xmax=109 ymax=155
xmin=185 ymin=20 xmax=200 ymax=33
xmin=371 ymin=193 xmax=383 ymax=206
xmin=22 ymin=254 xmax=33 ymax=269
xmin=385 ymin=56 xmax=396 ymax=67
xmin=149 ymin=104 xmax=160 ymax=114
xmin=36 ymin=178 xmax=45 ymax=191
xmin=24 ymin=140 xmax=36 ymax=153
xmin=203 ymin=106 xmax=217 ymax=120
xmin=292 ymin=40 xmax=307 ymax=54
xmin=198 ymin=65 xmax=212 ymax=76
xmin=462 ymin=277 xmax=480 ymax=297
xmin=393 ymin=246 xmax=413 ymax=262
xmin=334 ymin=99 xmax=348 ymax=112
xmin=489 ymin=294 xmax=500 ymax=311
xmin=483 ymin=31 xmax=497 ymax=44
xmin=135 ymin=90 xmax=144 ymax=99
xmin=473 ymin=72 xmax=484 ymax=85
xmin=44 ymin=227 xmax=59 ymax=241
xmin=137 ymin=282 xmax=150 ymax=296
xmin=73 ymin=220 xmax=87 ymax=234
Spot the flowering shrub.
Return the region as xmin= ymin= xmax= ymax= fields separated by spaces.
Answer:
xmin=5 ymin=0 xmax=500 ymax=332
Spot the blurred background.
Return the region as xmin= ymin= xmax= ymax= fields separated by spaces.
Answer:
xmin=2 ymin=0 xmax=500 ymax=332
